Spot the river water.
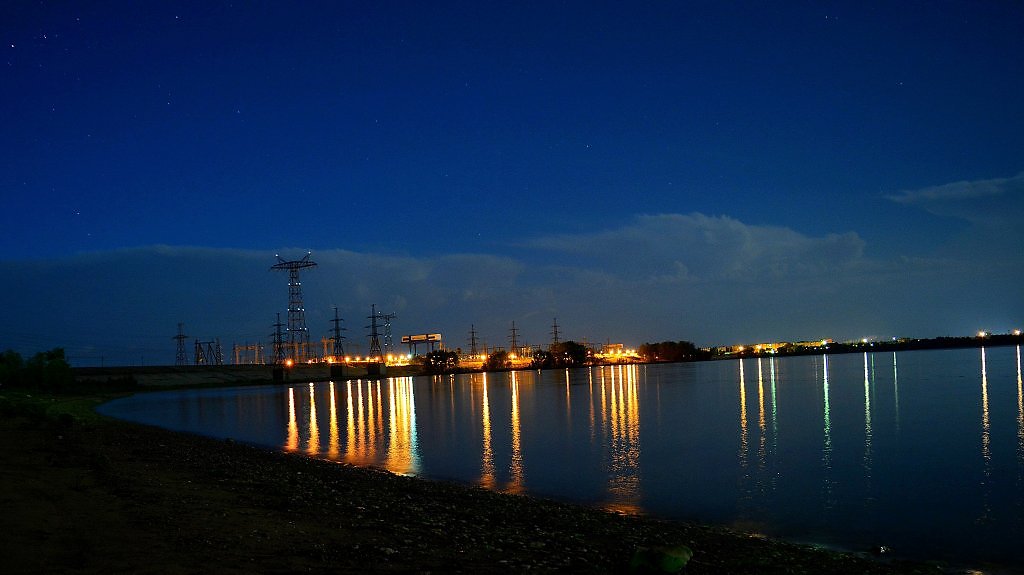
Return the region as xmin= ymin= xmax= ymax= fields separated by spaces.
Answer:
xmin=99 ymin=346 xmax=1024 ymax=569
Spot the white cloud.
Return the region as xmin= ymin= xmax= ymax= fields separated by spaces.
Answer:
xmin=526 ymin=213 xmax=867 ymax=283
xmin=886 ymin=172 xmax=1024 ymax=231
xmin=887 ymin=172 xmax=1022 ymax=204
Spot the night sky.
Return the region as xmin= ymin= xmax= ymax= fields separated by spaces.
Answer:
xmin=2 ymin=2 xmax=1022 ymax=365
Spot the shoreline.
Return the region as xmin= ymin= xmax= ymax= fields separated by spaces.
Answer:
xmin=67 ymin=338 xmax=1024 ymax=388
xmin=0 ymin=391 xmax=963 ymax=574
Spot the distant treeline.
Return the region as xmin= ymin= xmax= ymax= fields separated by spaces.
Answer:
xmin=420 ymin=341 xmax=593 ymax=374
xmin=1 ymin=347 xmax=141 ymax=392
xmin=802 ymin=334 xmax=1022 ymax=356
xmin=715 ymin=333 xmax=1024 ymax=361
xmin=637 ymin=341 xmax=711 ymax=363
xmin=0 ymin=348 xmax=74 ymax=391
xmin=638 ymin=334 xmax=1024 ymax=364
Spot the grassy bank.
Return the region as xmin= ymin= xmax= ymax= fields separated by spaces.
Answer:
xmin=1 ymin=391 xmax=954 ymax=574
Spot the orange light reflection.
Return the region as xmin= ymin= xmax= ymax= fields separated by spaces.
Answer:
xmin=285 ymin=387 xmax=298 ymax=452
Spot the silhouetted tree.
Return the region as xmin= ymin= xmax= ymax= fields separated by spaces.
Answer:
xmin=532 ymin=341 xmax=589 ymax=369
xmin=553 ymin=341 xmax=589 ymax=367
xmin=422 ymin=350 xmax=459 ymax=374
xmin=0 ymin=349 xmax=24 ymax=386
xmin=639 ymin=341 xmax=702 ymax=362
xmin=484 ymin=350 xmax=510 ymax=371
xmin=531 ymin=349 xmax=553 ymax=369
xmin=1 ymin=348 xmax=73 ymax=391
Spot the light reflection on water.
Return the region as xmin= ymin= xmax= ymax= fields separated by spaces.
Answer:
xmin=479 ymin=373 xmax=495 ymax=489
xmin=980 ymin=348 xmax=992 ymax=523
xmin=822 ymin=354 xmax=833 ymax=509
xmin=98 ymin=347 xmax=1024 ymax=570
xmin=508 ymin=370 xmax=523 ymax=493
xmin=1018 ymin=346 xmax=1024 ymax=496
xmin=598 ymin=364 xmax=641 ymax=513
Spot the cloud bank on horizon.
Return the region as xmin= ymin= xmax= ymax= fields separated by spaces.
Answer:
xmin=2 ymin=173 xmax=1020 ymax=365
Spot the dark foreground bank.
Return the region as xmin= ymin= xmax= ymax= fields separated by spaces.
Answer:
xmin=1 ymin=393 xmax=957 ymax=575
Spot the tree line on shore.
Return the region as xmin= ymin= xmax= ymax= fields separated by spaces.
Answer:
xmin=0 ymin=348 xmax=74 ymax=391
xmin=636 ymin=341 xmax=711 ymax=362
xmin=420 ymin=340 xmax=706 ymax=375
xmin=420 ymin=340 xmax=593 ymax=374
xmin=417 ymin=331 xmax=1024 ymax=375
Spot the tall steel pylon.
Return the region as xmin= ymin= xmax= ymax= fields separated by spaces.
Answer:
xmin=366 ymin=304 xmax=383 ymax=361
xmin=365 ymin=304 xmax=396 ymax=360
xmin=271 ymin=312 xmax=286 ymax=364
xmin=551 ymin=318 xmax=561 ymax=347
xmin=174 ymin=323 xmax=189 ymax=366
xmin=509 ymin=320 xmax=520 ymax=356
xmin=330 ymin=306 xmax=346 ymax=358
xmin=468 ymin=324 xmax=479 ymax=356
xmin=271 ymin=252 xmax=317 ymax=363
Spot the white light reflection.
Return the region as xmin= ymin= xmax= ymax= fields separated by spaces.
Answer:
xmin=1016 ymin=345 xmax=1023 ymax=498
xmin=739 ymin=359 xmax=748 ymax=471
xmin=980 ymin=348 xmax=992 ymax=522
xmin=1017 ymin=346 xmax=1023 ymax=470
xmin=757 ymin=357 xmax=767 ymax=472
xmin=823 ymin=354 xmax=834 ymax=508
xmin=893 ymin=352 xmax=900 ymax=433
xmin=759 ymin=356 xmax=778 ymax=495
xmin=588 ymin=366 xmax=596 ymax=444
xmin=863 ymin=352 xmax=873 ymax=480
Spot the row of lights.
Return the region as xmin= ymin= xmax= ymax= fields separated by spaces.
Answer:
xmin=978 ymin=329 xmax=1022 ymax=337
xmin=283 ymin=354 xmax=415 ymax=367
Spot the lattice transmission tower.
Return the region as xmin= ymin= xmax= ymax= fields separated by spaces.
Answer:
xmin=174 ymin=323 xmax=189 ymax=366
xmin=194 ymin=338 xmax=223 ymax=365
xmin=468 ymin=324 xmax=479 ymax=356
xmin=271 ymin=253 xmax=317 ymax=363
xmin=509 ymin=320 xmax=520 ymax=356
xmin=366 ymin=304 xmax=383 ymax=361
xmin=330 ymin=306 xmax=346 ymax=358
xmin=270 ymin=312 xmax=286 ymax=364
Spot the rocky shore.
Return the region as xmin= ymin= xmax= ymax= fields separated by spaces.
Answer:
xmin=1 ymin=392 xmax=953 ymax=574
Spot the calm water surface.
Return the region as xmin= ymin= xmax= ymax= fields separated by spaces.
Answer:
xmin=99 ymin=347 xmax=1024 ymax=569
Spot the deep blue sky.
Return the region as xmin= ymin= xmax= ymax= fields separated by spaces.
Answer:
xmin=2 ymin=2 xmax=1022 ymax=364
